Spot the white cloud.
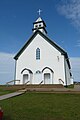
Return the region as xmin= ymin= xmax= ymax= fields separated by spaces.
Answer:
xmin=0 ymin=52 xmax=15 ymax=85
xmin=57 ymin=0 xmax=80 ymax=29
xmin=70 ymin=57 xmax=80 ymax=82
xmin=76 ymin=40 xmax=80 ymax=47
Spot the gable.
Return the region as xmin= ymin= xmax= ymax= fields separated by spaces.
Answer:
xmin=14 ymin=30 xmax=70 ymax=69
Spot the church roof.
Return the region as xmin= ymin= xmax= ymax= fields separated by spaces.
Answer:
xmin=36 ymin=17 xmax=43 ymax=22
xmin=14 ymin=30 xmax=71 ymax=69
xmin=33 ymin=17 xmax=46 ymax=27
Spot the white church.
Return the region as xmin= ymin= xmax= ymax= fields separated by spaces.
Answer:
xmin=14 ymin=15 xmax=73 ymax=86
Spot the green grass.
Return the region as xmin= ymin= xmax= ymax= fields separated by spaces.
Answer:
xmin=0 ymin=88 xmax=15 ymax=96
xmin=0 ymin=86 xmax=16 ymax=96
xmin=0 ymin=92 xmax=80 ymax=120
xmin=66 ymin=84 xmax=74 ymax=88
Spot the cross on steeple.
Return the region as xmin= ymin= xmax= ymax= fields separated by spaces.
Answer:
xmin=37 ymin=9 xmax=42 ymax=16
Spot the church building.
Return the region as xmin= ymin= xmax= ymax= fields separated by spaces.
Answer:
xmin=14 ymin=15 xmax=73 ymax=86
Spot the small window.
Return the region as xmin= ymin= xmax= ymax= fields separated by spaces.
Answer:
xmin=35 ymin=25 xmax=38 ymax=28
xmin=36 ymin=70 xmax=41 ymax=74
xmin=57 ymin=56 xmax=59 ymax=62
xmin=39 ymin=24 xmax=41 ymax=27
xmin=36 ymin=48 xmax=40 ymax=60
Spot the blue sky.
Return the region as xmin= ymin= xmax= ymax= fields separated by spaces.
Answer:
xmin=0 ymin=0 xmax=80 ymax=84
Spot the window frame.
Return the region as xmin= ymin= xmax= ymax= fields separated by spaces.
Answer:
xmin=36 ymin=48 xmax=40 ymax=60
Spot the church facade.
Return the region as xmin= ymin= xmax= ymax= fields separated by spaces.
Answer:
xmin=14 ymin=17 xmax=73 ymax=86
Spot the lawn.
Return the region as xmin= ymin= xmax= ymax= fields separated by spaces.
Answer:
xmin=0 ymin=85 xmax=24 ymax=96
xmin=0 ymin=86 xmax=16 ymax=96
xmin=0 ymin=90 xmax=11 ymax=96
xmin=0 ymin=92 xmax=80 ymax=120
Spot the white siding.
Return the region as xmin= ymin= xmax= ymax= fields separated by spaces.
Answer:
xmin=15 ymin=33 xmax=70 ymax=85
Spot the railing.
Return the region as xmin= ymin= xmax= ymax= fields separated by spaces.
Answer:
xmin=39 ymin=80 xmax=43 ymax=85
xmin=24 ymin=81 xmax=30 ymax=85
xmin=59 ymin=79 xmax=64 ymax=84
xmin=6 ymin=80 xmax=20 ymax=85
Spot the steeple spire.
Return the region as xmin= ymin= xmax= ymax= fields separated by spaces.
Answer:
xmin=32 ymin=11 xmax=47 ymax=34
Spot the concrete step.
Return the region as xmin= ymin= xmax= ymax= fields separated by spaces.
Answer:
xmin=4 ymin=84 xmax=64 ymax=91
xmin=25 ymin=84 xmax=64 ymax=88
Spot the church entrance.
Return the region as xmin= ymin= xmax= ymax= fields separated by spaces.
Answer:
xmin=42 ymin=67 xmax=54 ymax=84
xmin=44 ymin=73 xmax=50 ymax=84
xmin=21 ymin=68 xmax=33 ymax=84
xmin=23 ymin=74 xmax=29 ymax=84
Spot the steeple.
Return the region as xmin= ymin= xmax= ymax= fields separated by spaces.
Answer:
xmin=32 ymin=17 xmax=47 ymax=34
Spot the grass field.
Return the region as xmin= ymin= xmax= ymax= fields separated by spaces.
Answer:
xmin=0 ymin=86 xmax=18 ymax=96
xmin=0 ymin=90 xmax=12 ymax=96
xmin=0 ymin=92 xmax=80 ymax=120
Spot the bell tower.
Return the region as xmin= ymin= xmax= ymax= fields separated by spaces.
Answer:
xmin=32 ymin=9 xmax=47 ymax=34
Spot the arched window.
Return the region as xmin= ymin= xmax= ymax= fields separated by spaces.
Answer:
xmin=36 ymin=48 xmax=40 ymax=60
xmin=36 ymin=70 xmax=41 ymax=74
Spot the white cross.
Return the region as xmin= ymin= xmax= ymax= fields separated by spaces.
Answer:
xmin=37 ymin=9 xmax=42 ymax=16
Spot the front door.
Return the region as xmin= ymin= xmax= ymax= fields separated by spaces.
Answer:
xmin=44 ymin=73 xmax=50 ymax=84
xmin=23 ymin=74 xmax=28 ymax=84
